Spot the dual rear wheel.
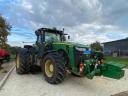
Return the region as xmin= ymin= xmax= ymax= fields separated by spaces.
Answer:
xmin=16 ymin=48 xmax=33 ymax=74
xmin=16 ymin=50 xmax=66 ymax=84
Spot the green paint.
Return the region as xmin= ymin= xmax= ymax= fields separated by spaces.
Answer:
xmin=101 ymin=63 xmax=125 ymax=79
xmin=52 ymin=42 xmax=125 ymax=79
xmin=52 ymin=42 xmax=80 ymax=72
xmin=84 ymin=60 xmax=101 ymax=79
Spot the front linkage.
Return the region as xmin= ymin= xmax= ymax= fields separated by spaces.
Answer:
xmin=81 ymin=51 xmax=125 ymax=79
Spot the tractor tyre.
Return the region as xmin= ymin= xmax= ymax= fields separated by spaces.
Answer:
xmin=71 ymin=72 xmax=83 ymax=77
xmin=42 ymin=52 xmax=66 ymax=84
xmin=16 ymin=48 xmax=32 ymax=74
xmin=28 ymin=48 xmax=42 ymax=74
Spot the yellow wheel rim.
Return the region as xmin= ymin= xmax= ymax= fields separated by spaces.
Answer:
xmin=16 ymin=54 xmax=20 ymax=69
xmin=45 ymin=59 xmax=54 ymax=77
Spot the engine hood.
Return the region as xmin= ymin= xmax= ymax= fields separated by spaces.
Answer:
xmin=53 ymin=42 xmax=88 ymax=48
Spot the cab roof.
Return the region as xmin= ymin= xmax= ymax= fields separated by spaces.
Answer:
xmin=35 ymin=28 xmax=63 ymax=36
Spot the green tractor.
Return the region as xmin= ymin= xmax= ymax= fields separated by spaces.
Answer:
xmin=16 ymin=28 xmax=125 ymax=84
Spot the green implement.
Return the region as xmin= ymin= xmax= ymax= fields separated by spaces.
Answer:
xmin=84 ymin=60 xmax=125 ymax=79
xmin=101 ymin=62 xmax=125 ymax=79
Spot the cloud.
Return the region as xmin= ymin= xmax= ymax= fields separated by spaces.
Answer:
xmin=1 ymin=0 xmax=102 ymax=28
xmin=65 ymin=23 xmax=118 ymax=44
xmin=0 ymin=0 xmax=128 ymax=46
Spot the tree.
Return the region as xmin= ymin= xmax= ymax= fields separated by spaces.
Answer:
xmin=0 ymin=15 xmax=11 ymax=49
xmin=90 ymin=41 xmax=103 ymax=51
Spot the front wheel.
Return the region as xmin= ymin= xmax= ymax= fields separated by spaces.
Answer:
xmin=41 ymin=52 xmax=66 ymax=84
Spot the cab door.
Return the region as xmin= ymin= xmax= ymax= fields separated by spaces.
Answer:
xmin=36 ymin=33 xmax=45 ymax=59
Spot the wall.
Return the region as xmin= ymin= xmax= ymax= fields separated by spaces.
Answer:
xmin=103 ymin=39 xmax=128 ymax=56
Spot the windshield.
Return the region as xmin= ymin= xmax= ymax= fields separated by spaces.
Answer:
xmin=45 ymin=32 xmax=61 ymax=42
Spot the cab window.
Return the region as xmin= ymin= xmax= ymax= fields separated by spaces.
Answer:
xmin=45 ymin=32 xmax=61 ymax=42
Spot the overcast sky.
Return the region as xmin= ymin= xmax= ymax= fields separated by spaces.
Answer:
xmin=0 ymin=0 xmax=128 ymax=46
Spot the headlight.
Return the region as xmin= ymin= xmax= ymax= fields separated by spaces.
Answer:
xmin=75 ymin=47 xmax=87 ymax=51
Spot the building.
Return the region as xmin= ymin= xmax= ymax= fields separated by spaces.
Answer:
xmin=103 ymin=38 xmax=128 ymax=56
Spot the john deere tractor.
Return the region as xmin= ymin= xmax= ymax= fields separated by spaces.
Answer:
xmin=16 ymin=28 xmax=125 ymax=84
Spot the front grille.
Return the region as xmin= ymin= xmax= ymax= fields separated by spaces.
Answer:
xmin=74 ymin=48 xmax=84 ymax=67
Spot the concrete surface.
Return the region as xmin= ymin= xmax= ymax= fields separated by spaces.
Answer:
xmin=0 ymin=61 xmax=15 ymax=81
xmin=0 ymin=64 xmax=128 ymax=96
xmin=0 ymin=65 xmax=15 ymax=90
xmin=112 ymin=91 xmax=128 ymax=96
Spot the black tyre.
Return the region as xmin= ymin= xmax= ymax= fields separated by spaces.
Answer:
xmin=16 ymin=48 xmax=32 ymax=74
xmin=41 ymin=52 xmax=66 ymax=84
xmin=71 ymin=72 xmax=83 ymax=77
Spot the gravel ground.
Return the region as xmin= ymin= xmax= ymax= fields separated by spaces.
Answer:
xmin=0 ymin=61 xmax=15 ymax=81
xmin=0 ymin=65 xmax=128 ymax=96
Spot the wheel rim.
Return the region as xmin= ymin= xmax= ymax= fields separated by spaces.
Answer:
xmin=45 ymin=59 xmax=54 ymax=77
xmin=16 ymin=54 xmax=20 ymax=69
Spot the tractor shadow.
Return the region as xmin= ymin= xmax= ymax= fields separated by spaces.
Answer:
xmin=29 ymin=65 xmax=102 ymax=93
xmin=30 ymin=65 xmax=42 ymax=74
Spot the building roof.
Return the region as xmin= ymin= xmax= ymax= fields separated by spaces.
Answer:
xmin=103 ymin=38 xmax=128 ymax=44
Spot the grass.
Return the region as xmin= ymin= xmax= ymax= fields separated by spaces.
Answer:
xmin=105 ymin=56 xmax=128 ymax=67
xmin=10 ymin=54 xmax=16 ymax=59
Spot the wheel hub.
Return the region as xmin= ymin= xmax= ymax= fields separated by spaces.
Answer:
xmin=49 ymin=64 xmax=54 ymax=72
xmin=45 ymin=59 xmax=54 ymax=77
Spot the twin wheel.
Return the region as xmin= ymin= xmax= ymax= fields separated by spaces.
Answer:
xmin=16 ymin=48 xmax=66 ymax=84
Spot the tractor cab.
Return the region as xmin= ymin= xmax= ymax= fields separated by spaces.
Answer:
xmin=35 ymin=28 xmax=67 ymax=43
xmin=34 ymin=28 xmax=69 ymax=58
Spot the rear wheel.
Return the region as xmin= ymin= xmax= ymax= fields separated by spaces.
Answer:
xmin=16 ymin=49 xmax=32 ymax=74
xmin=41 ymin=52 xmax=66 ymax=84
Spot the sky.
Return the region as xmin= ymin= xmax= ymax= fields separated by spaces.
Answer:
xmin=0 ymin=0 xmax=128 ymax=46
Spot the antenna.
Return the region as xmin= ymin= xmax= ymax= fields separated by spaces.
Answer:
xmin=63 ymin=28 xmax=64 ymax=32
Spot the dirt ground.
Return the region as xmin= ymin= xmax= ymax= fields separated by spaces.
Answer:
xmin=0 ymin=61 xmax=15 ymax=81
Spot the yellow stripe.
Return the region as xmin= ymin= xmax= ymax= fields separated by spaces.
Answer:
xmin=53 ymin=42 xmax=74 ymax=47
